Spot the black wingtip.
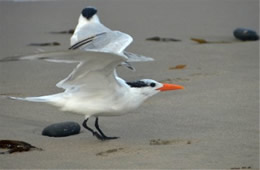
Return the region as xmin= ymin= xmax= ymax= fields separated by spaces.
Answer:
xmin=81 ymin=7 xmax=97 ymax=20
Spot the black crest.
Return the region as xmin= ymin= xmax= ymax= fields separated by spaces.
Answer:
xmin=81 ymin=7 xmax=97 ymax=20
xmin=126 ymin=81 xmax=149 ymax=88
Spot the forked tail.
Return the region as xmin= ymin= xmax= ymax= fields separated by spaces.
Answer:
xmin=8 ymin=96 xmax=50 ymax=102
xmin=7 ymin=93 xmax=63 ymax=104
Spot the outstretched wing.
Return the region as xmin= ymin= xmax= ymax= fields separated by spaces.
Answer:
xmin=123 ymin=51 xmax=154 ymax=62
xmin=69 ymin=31 xmax=153 ymax=62
xmin=0 ymin=50 xmax=128 ymax=94
xmin=55 ymin=51 xmax=127 ymax=93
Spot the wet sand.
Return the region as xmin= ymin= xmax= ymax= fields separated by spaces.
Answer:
xmin=0 ymin=0 xmax=259 ymax=169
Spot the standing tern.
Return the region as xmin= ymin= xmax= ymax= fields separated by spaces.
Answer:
xmin=1 ymin=7 xmax=184 ymax=141
xmin=70 ymin=7 xmax=153 ymax=63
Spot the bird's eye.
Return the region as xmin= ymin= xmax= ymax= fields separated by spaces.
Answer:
xmin=150 ymin=83 xmax=156 ymax=87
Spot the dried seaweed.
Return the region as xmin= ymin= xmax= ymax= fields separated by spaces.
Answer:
xmin=50 ymin=29 xmax=74 ymax=34
xmin=146 ymin=36 xmax=181 ymax=42
xmin=230 ymin=167 xmax=251 ymax=170
xmin=169 ymin=64 xmax=186 ymax=70
xmin=0 ymin=140 xmax=42 ymax=154
xmin=191 ymin=37 xmax=231 ymax=44
xmin=28 ymin=42 xmax=60 ymax=47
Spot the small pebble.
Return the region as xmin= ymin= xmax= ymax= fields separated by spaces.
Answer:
xmin=233 ymin=28 xmax=259 ymax=41
xmin=42 ymin=121 xmax=81 ymax=137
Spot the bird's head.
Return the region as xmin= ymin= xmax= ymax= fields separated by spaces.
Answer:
xmin=127 ymin=79 xmax=184 ymax=98
xmin=80 ymin=7 xmax=99 ymax=23
xmin=81 ymin=7 xmax=97 ymax=20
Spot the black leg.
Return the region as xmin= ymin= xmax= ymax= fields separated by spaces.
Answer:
xmin=82 ymin=118 xmax=104 ymax=141
xmin=95 ymin=117 xmax=119 ymax=140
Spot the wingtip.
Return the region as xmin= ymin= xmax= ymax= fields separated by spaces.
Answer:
xmin=123 ymin=51 xmax=154 ymax=62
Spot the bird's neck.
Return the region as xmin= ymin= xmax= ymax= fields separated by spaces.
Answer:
xmin=129 ymin=87 xmax=158 ymax=104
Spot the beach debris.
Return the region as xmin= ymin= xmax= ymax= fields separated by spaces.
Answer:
xmin=191 ymin=37 xmax=230 ymax=44
xmin=230 ymin=166 xmax=252 ymax=170
xmin=28 ymin=42 xmax=61 ymax=47
xmin=50 ymin=29 xmax=74 ymax=34
xmin=96 ymin=148 xmax=124 ymax=156
xmin=191 ymin=38 xmax=208 ymax=44
xmin=0 ymin=140 xmax=42 ymax=154
xmin=169 ymin=64 xmax=186 ymax=70
xmin=233 ymin=28 xmax=259 ymax=41
xmin=42 ymin=121 xmax=81 ymax=137
xmin=149 ymin=139 xmax=193 ymax=146
xmin=150 ymin=139 xmax=172 ymax=145
xmin=146 ymin=36 xmax=181 ymax=42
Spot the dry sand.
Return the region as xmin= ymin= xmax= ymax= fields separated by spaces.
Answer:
xmin=0 ymin=0 xmax=259 ymax=169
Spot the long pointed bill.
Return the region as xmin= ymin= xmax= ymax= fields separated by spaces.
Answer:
xmin=157 ymin=83 xmax=184 ymax=91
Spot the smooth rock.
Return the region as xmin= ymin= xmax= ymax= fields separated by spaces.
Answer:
xmin=233 ymin=28 xmax=259 ymax=41
xmin=42 ymin=122 xmax=81 ymax=137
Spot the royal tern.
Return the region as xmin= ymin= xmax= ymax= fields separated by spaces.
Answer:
xmin=1 ymin=7 xmax=184 ymax=141
xmin=70 ymin=7 xmax=153 ymax=64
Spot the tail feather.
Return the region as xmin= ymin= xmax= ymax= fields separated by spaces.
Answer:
xmin=7 ymin=94 xmax=63 ymax=104
xmin=8 ymin=96 xmax=51 ymax=103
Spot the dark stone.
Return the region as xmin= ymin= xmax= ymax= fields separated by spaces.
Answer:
xmin=42 ymin=122 xmax=81 ymax=137
xmin=233 ymin=28 xmax=259 ymax=41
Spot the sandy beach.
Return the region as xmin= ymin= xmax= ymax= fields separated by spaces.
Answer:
xmin=0 ymin=0 xmax=259 ymax=169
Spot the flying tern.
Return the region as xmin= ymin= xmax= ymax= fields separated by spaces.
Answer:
xmin=1 ymin=7 xmax=184 ymax=140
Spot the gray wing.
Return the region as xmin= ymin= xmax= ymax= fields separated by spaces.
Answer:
xmin=69 ymin=31 xmax=154 ymax=62
xmin=0 ymin=31 xmax=152 ymax=63
xmin=70 ymin=31 xmax=132 ymax=53
xmin=0 ymin=50 xmax=95 ymax=63
xmin=123 ymin=51 xmax=154 ymax=62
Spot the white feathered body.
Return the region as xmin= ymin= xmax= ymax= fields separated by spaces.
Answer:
xmin=23 ymin=83 xmax=157 ymax=118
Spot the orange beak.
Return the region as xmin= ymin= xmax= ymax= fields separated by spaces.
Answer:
xmin=157 ymin=83 xmax=184 ymax=91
